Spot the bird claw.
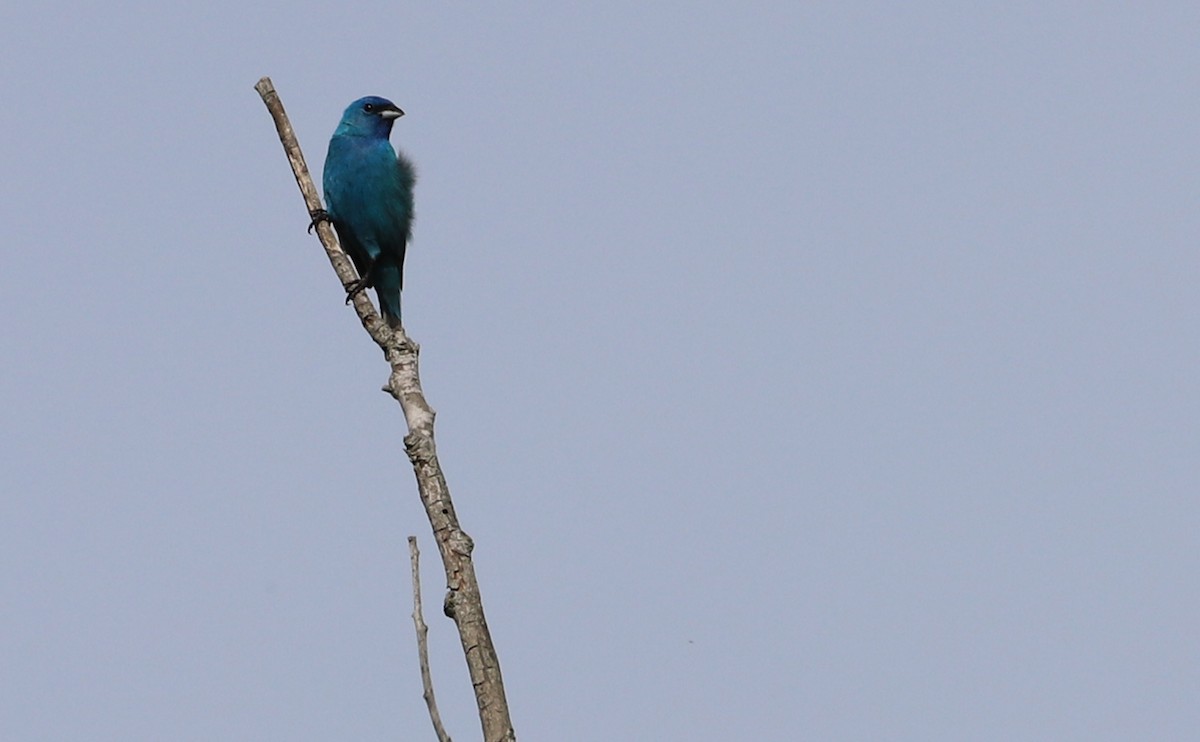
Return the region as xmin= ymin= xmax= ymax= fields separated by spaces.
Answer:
xmin=308 ymin=209 xmax=333 ymax=234
xmin=344 ymin=277 xmax=370 ymax=304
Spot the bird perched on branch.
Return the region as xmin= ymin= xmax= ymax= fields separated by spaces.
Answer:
xmin=318 ymin=96 xmax=416 ymax=328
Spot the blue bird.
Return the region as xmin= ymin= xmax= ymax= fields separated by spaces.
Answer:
xmin=320 ymin=96 xmax=416 ymax=328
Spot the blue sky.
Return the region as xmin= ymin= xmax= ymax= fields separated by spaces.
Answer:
xmin=2 ymin=3 xmax=1197 ymax=740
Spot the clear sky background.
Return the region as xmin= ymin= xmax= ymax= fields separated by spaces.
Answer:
xmin=2 ymin=3 xmax=1197 ymax=740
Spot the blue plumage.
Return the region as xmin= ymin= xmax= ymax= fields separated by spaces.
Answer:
xmin=322 ymin=96 xmax=416 ymax=328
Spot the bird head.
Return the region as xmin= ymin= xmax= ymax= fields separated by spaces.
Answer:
xmin=334 ymin=96 xmax=405 ymax=138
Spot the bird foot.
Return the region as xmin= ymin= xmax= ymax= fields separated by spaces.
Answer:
xmin=344 ymin=276 xmax=370 ymax=304
xmin=307 ymin=209 xmax=333 ymax=234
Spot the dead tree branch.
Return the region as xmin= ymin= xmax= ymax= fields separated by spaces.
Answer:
xmin=410 ymin=537 xmax=452 ymax=742
xmin=255 ymin=76 xmax=515 ymax=742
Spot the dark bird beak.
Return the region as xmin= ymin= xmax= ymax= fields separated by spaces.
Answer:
xmin=380 ymin=105 xmax=404 ymax=120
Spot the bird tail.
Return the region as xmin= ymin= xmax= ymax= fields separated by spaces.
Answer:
xmin=373 ymin=261 xmax=404 ymax=329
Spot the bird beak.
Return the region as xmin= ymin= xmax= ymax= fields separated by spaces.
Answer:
xmin=380 ymin=106 xmax=404 ymax=120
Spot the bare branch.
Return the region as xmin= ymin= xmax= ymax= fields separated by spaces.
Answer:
xmin=410 ymin=537 xmax=452 ymax=742
xmin=255 ymin=76 xmax=515 ymax=742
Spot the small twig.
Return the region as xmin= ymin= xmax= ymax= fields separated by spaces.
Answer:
xmin=409 ymin=537 xmax=452 ymax=742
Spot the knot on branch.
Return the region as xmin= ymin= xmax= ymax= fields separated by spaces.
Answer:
xmin=448 ymin=529 xmax=474 ymax=556
xmin=383 ymin=334 xmax=419 ymax=359
xmin=405 ymin=431 xmax=437 ymax=464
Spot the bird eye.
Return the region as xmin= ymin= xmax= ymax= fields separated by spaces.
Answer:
xmin=364 ymin=103 xmax=375 ymax=112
